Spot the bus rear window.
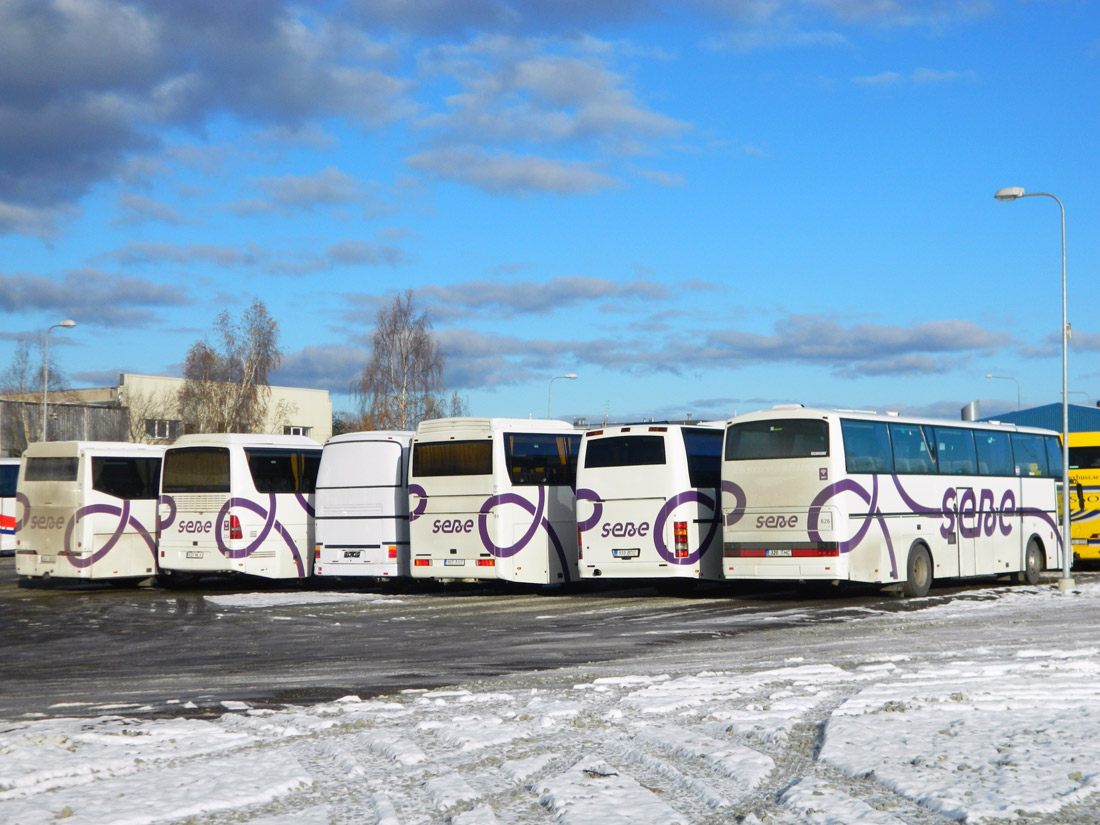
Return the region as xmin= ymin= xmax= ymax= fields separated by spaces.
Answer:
xmin=163 ymin=448 xmax=231 ymax=493
xmin=92 ymin=457 xmax=162 ymax=500
xmin=584 ymin=435 xmax=665 ymax=469
xmin=505 ymin=433 xmax=580 ymax=486
xmin=0 ymin=464 xmax=17 ymax=496
xmin=25 ymin=457 xmax=78 ymax=482
xmin=246 ymin=449 xmax=321 ymax=494
xmin=726 ymin=419 xmax=829 ymax=460
xmin=413 ymin=440 xmax=493 ymax=477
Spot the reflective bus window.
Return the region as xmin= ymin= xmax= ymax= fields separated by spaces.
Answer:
xmin=584 ymin=435 xmax=665 ymax=469
xmin=975 ymin=431 xmax=1014 ymax=476
xmin=726 ymin=419 xmax=829 ymax=460
xmin=683 ymin=428 xmax=723 ymax=488
xmin=1069 ymin=445 xmax=1100 ymax=470
xmin=413 ymin=440 xmax=493 ymax=477
xmin=1011 ymin=433 xmax=1049 ymax=478
xmin=505 ymin=433 xmax=580 ymax=486
xmin=1045 ymin=436 xmax=1064 ymax=479
xmin=932 ymin=427 xmax=978 ymax=475
xmin=889 ymin=423 xmax=936 ymax=474
xmin=92 ymin=457 xmax=162 ymax=500
xmin=0 ymin=464 xmax=17 ymax=497
xmin=840 ymin=420 xmax=892 ymax=474
xmin=246 ymin=449 xmax=321 ymax=494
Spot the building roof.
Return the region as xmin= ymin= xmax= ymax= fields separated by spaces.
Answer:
xmin=980 ymin=403 xmax=1100 ymax=433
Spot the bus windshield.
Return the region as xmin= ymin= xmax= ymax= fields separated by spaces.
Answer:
xmin=413 ymin=440 xmax=493 ymax=477
xmin=163 ymin=448 xmax=231 ymax=493
xmin=584 ymin=435 xmax=665 ymax=469
xmin=726 ymin=419 xmax=829 ymax=460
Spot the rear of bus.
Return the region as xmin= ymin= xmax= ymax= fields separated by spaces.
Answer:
xmin=15 ymin=442 xmax=162 ymax=580
xmin=1067 ymin=431 xmax=1100 ymax=562
xmin=0 ymin=457 xmax=18 ymax=556
xmin=159 ymin=435 xmax=321 ymax=581
xmin=409 ymin=418 xmax=580 ymax=584
xmin=314 ymin=431 xmax=413 ymax=579
xmin=721 ymin=410 xmax=848 ymax=583
xmin=577 ymin=424 xmax=724 ymax=581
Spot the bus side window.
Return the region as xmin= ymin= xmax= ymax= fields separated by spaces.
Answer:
xmin=841 ymin=420 xmax=892 ymax=474
xmin=975 ymin=431 xmax=1013 ymax=476
xmin=1010 ymin=433 xmax=1049 ymax=477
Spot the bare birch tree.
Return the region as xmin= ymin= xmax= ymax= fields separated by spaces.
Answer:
xmin=353 ymin=291 xmax=467 ymax=430
xmin=1 ymin=340 xmax=71 ymax=453
xmin=178 ymin=299 xmax=282 ymax=433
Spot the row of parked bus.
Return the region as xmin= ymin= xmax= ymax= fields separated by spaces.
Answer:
xmin=5 ymin=406 xmax=1068 ymax=597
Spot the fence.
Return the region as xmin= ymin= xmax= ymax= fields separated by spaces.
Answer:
xmin=0 ymin=400 xmax=129 ymax=457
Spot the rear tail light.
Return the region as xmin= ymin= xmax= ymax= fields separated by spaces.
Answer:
xmin=476 ymin=558 xmax=496 ymax=567
xmin=314 ymin=544 xmax=321 ymax=559
xmin=577 ymin=526 xmax=583 ymax=560
xmin=414 ymin=559 xmax=431 ymax=567
xmin=388 ymin=545 xmax=398 ymax=559
xmin=228 ymin=515 xmax=243 ymax=541
xmin=674 ymin=521 xmax=688 ymax=558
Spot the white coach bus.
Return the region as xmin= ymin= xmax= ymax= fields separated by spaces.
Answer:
xmin=721 ymin=406 xmax=1062 ymax=597
xmin=158 ymin=434 xmax=322 ymax=583
xmin=0 ymin=457 xmax=19 ymax=555
xmin=408 ymin=418 xmax=581 ymax=585
xmin=14 ymin=442 xmax=163 ymax=582
xmin=576 ymin=423 xmax=725 ymax=582
xmin=314 ymin=430 xmax=414 ymax=579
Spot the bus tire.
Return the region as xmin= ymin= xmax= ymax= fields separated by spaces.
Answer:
xmin=902 ymin=543 xmax=932 ymax=598
xmin=1015 ymin=539 xmax=1043 ymax=586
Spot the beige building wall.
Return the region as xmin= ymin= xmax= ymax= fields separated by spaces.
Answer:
xmin=65 ymin=374 xmax=332 ymax=444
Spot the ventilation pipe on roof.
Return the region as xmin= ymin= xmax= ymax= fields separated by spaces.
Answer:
xmin=961 ymin=401 xmax=980 ymax=421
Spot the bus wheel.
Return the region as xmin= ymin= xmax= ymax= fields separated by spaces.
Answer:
xmin=902 ymin=544 xmax=932 ymax=598
xmin=1015 ymin=539 xmax=1043 ymax=586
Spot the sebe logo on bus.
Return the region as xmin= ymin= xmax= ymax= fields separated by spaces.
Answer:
xmin=756 ymin=514 xmax=799 ymax=529
xmin=29 ymin=515 xmax=66 ymax=531
xmin=433 ymin=518 xmax=475 ymax=534
xmin=600 ymin=522 xmax=650 ymax=538
xmin=178 ymin=520 xmax=215 ymax=534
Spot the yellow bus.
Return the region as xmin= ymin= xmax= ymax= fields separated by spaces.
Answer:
xmin=1069 ymin=431 xmax=1100 ymax=562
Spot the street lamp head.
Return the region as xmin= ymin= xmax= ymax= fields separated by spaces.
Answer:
xmin=994 ymin=186 xmax=1025 ymax=202
xmin=59 ymin=319 xmax=76 ymax=328
xmin=984 ymin=373 xmax=993 ymax=379
xmin=563 ymin=373 xmax=578 ymax=380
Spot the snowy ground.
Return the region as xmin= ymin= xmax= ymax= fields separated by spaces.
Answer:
xmin=3 ymin=579 xmax=1100 ymax=825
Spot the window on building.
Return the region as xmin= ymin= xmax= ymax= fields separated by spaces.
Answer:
xmin=145 ymin=419 xmax=180 ymax=441
xmin=284 ymin=425 xmax=311 ymax=437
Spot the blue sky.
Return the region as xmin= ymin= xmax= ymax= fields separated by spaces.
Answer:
xmin=1 ymin=0 xmax=1097 ymax=424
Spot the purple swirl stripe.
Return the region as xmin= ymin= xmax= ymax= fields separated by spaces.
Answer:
xmin=215 ymin=494 xmax=306 ymax=577
xmin=158 ymin=494 xmax=177 ymax=531
xmin=408 ymin=483 xmax=427 ymax=522
xmin=477 ymin=488 xmax=573 ymax=583
xmin=575 ymin=487 xmax=603 ymax=533
xmin=14 ymin=491 xmax=29 ymax=532
xmin=652 ymin=490 xmax=720 ymax=565
xmin=721 ymin=480 xmax=746 ymax=527
xmin=295 ymin=492 xmax=316 ymax=518
xmin=63 ymin=501 xmax=157 ymax=569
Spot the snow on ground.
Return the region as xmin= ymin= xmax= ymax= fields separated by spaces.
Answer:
xmin=3 ymin=582 xmax=1100 ymax=824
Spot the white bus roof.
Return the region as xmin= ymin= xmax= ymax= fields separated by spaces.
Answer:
xmin=415 ymin=417 xmax=578 ymax=438
xmin=22 ymin=441 xmax=165 ymax=458
xmin=168 ymin=433 xmax=322 ymax=449
xmin=324 ymin=430 xmax=414 ymax=446
xmin=585 ymin=421 xmax=724 ymax=436
xmin=726 ymin=405 xmax=1058 ymax=437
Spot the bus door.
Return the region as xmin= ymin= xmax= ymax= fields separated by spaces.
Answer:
xmin=953 ymin=485 xmax=978 ymax=577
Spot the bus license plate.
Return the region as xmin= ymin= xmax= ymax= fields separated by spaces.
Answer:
xmin=186 ymin=551 xmax=204 ymax=559
xmin=613 ymin=548 xmax=641 ymax=559
xmin=443 ymin=559 xmax=465 ymax=566
xmin=343 ymin=550 xmax=361 ymax=559
xmin=40 ymin=555 xmax=56 ymax=565
xmin=766 ymin=549 xmax=792 ymax=557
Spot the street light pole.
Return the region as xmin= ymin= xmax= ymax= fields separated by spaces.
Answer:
xmin=41 ymin=320 xmax=77 ymax=442
xmin=547 ymin=373 xmax=577 ymax=419
xmin=994 ymin=187 xmax=1072 ymax=591
xmin=984 ymin=373 xmax=1021 ymax=410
